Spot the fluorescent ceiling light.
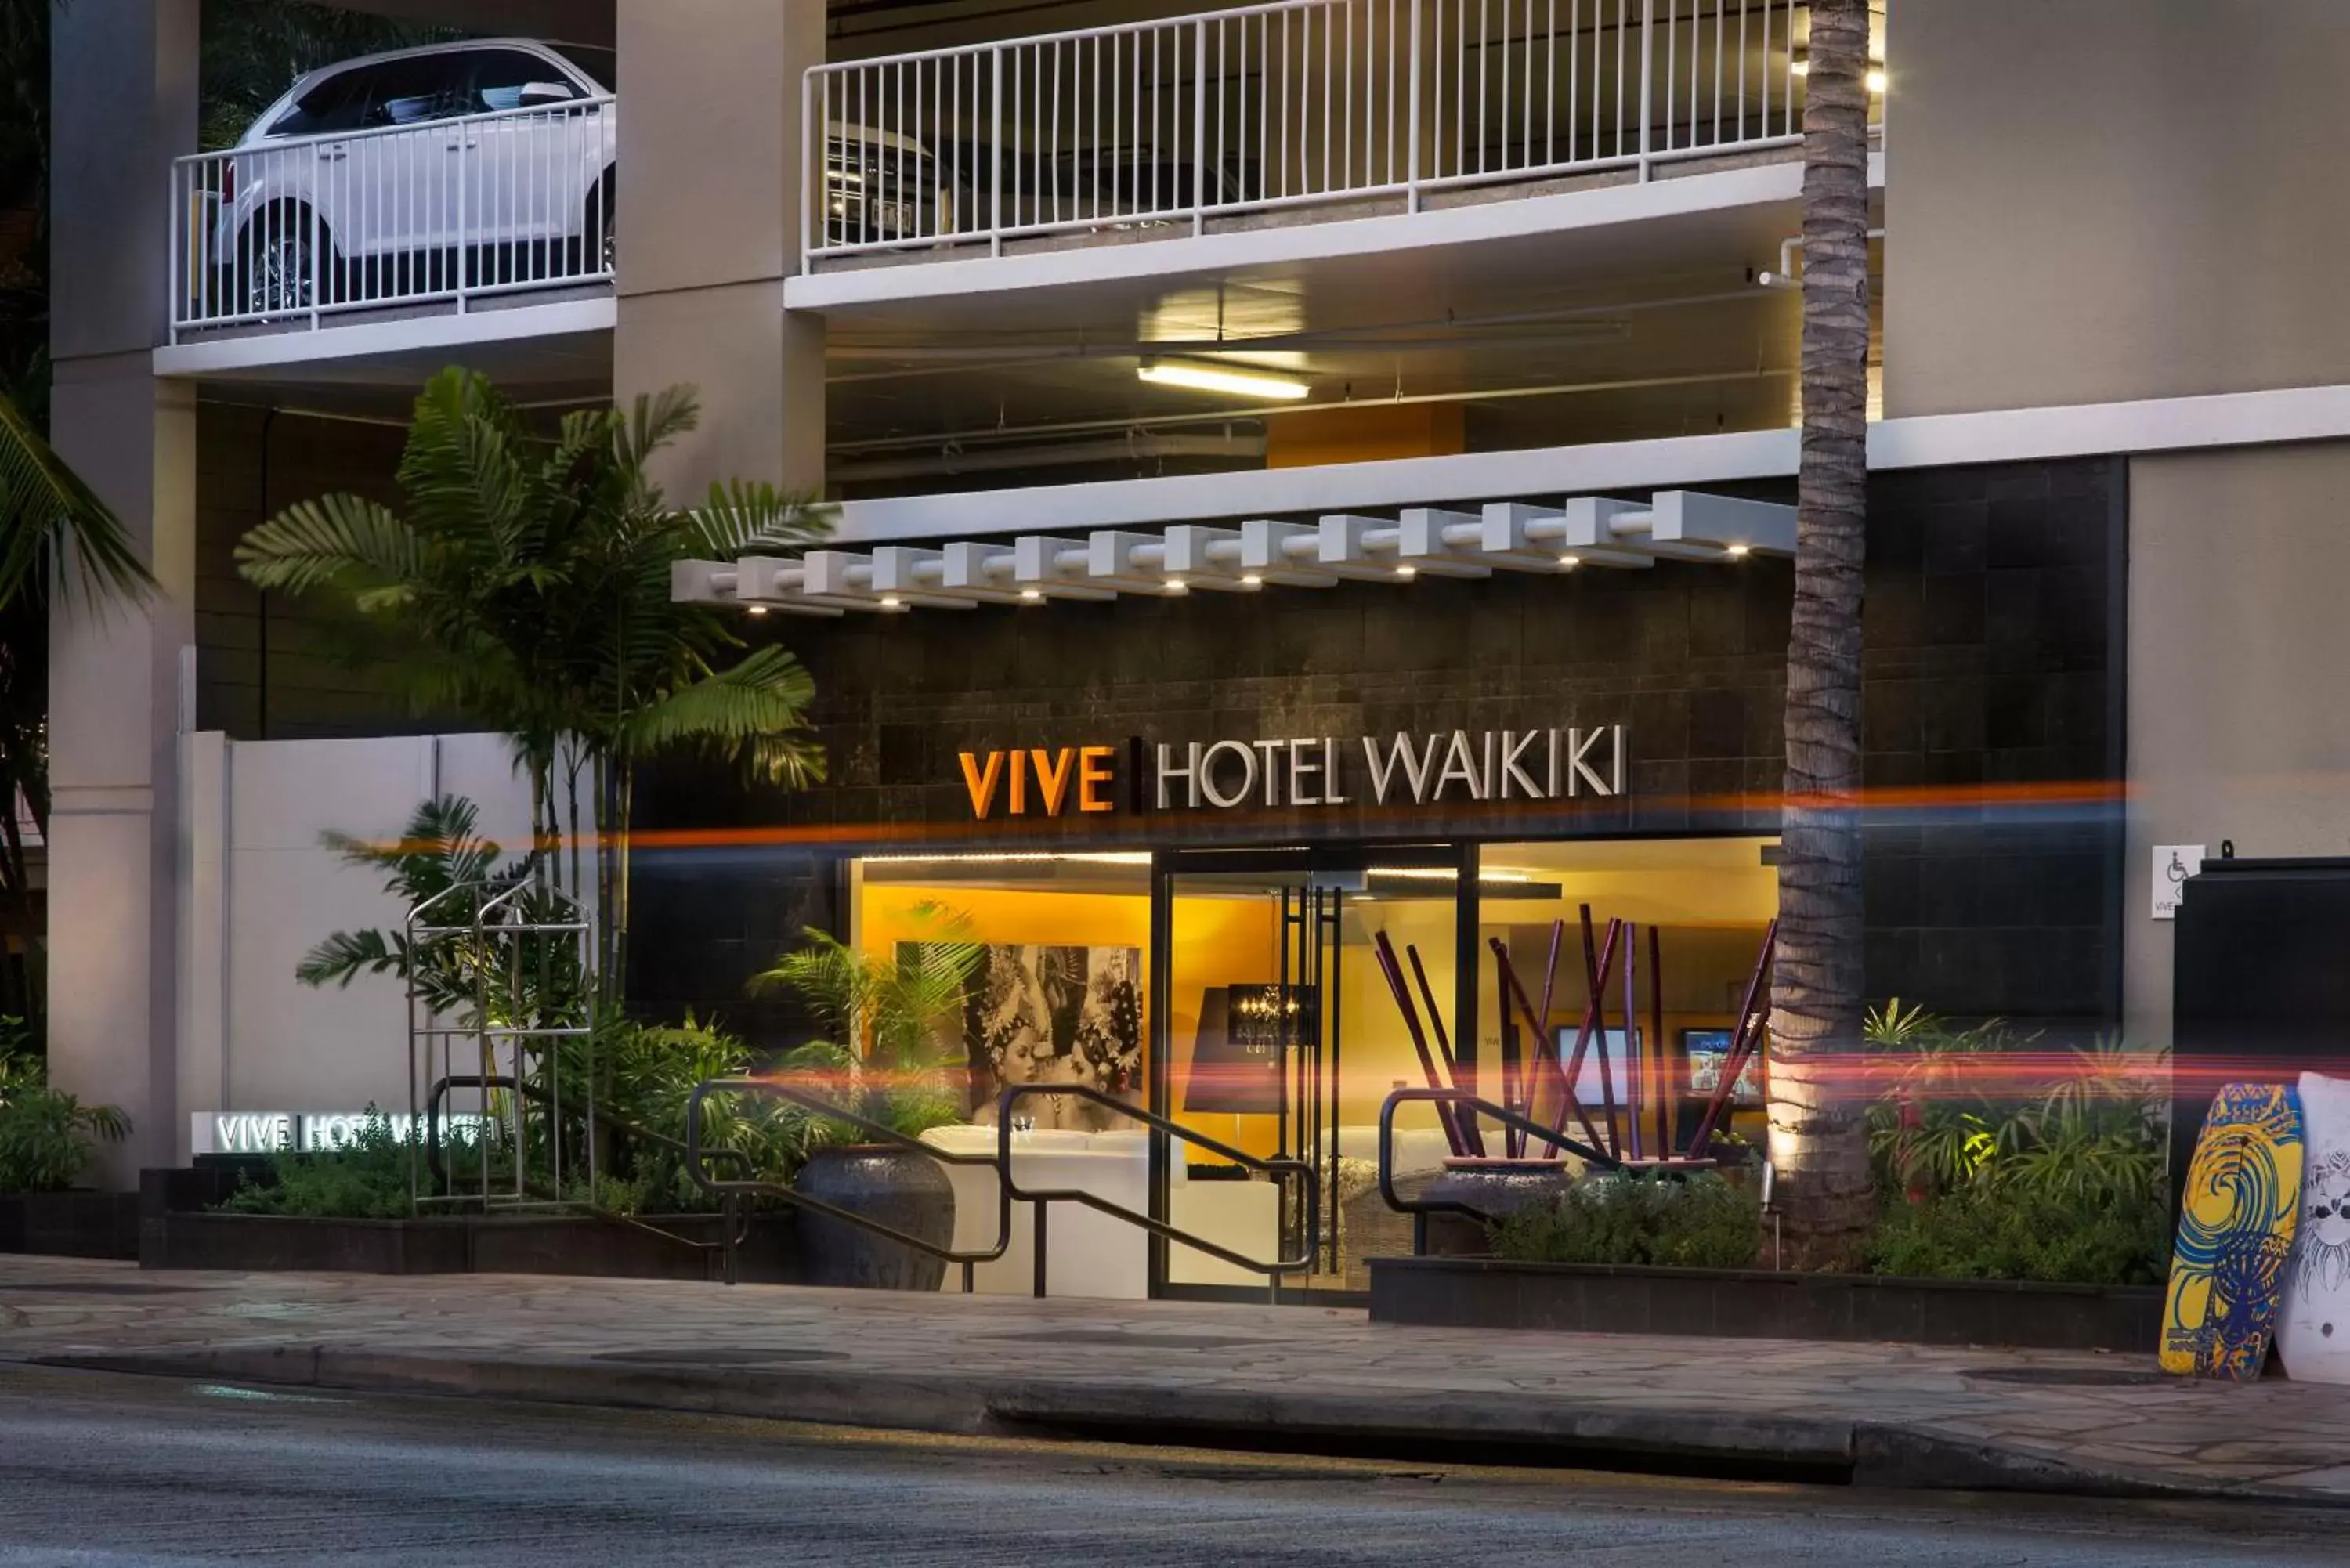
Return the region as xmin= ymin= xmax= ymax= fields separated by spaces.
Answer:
xmin=1137 ymin=359 xmax=1311 ymax=401
xmin=1365 ymin=866 xmax=1535 ymax=884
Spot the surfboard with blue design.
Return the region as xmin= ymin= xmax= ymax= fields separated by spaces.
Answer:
xmin=2164 ymin=1082 xmax=2305 ymax=1380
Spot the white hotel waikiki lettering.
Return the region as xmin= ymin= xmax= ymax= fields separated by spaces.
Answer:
xmin=1155 ymin=727 xmax=1626 ymax=810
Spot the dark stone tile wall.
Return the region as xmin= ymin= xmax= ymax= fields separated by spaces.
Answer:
xmin=632 ymin=458 xmax=2126 ymax=1039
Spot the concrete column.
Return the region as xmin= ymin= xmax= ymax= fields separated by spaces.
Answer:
xmin=48 ymin=2 xmax=202 ymax=1183
xmin=614 ymin=0 xmax=826 ymax=498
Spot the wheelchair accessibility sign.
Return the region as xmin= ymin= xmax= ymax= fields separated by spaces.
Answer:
xmin=2153 ymin=844 xmax=2206 ymax=920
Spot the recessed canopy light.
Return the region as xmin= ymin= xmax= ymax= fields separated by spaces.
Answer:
xmin=1165 ymin=579 xmax=1188 ymax=594
xmin=1019 ymin=588 xmax=1044 ymax=603
xmin=880 ymin=594 xmax=904 ymax=609
xmin=1725 ymin=544 xmax=1751 ymax=559
xmin=1137 ymin=359 xmax=1311 ymax=401
xmin=1557 ymin=555 xmax=1581 ymax=570
xmin=1394 ymin=564 xmax=1418 ymax=580
xmin=1240 ymin=573 xmax=1264 ymax=588
xmin=747 ymin=605 xmax=768 ymax=616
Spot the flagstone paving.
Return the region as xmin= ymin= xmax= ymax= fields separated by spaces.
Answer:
xmin=4 ymin=1255 xmax=2348 ymax=1503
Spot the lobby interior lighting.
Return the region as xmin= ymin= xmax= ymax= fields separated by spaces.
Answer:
xmin=1368 ymin=866 xmax=1535 ymax=883
xmin=1137 ymin=358 xmax=1311 ymax=401
xmin=862 ymin=851 xmax=1154 ymax=867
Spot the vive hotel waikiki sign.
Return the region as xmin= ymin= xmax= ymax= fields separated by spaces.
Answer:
xmin=958 ymin=726 xmax=1628 ymax=819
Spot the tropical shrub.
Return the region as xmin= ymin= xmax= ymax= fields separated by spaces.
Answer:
xmin=215 ymin=1111 xmax=415 ymax=1219
xmin=1864 ymin=1185 xmax=2169 ymax=1287
xmin=1860 ymin=1001 xmax=2171 ymax=1284
xmin=752 ymin=912 xmax=981 ymax=1147
xmin=0 ymin=1025 xmax=130 ymax=1193
xmin=0 ymin=1086 xmax=131 ymax=1194
xmin=1491 ymin=1172 xmax=1762 ymax=1270
xmin=1864 ymin=1002 xmax=2167 ymax=1208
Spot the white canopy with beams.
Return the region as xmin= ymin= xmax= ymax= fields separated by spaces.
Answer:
xmin=670 ymin=490 xmax=1795 ymax=616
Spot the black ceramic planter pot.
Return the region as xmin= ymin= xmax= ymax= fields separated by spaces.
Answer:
xmin=1423 ymin=1158 xmax=1575 ymax=1234
xmin=791 ymin=1144 xmax=956 ymax=1291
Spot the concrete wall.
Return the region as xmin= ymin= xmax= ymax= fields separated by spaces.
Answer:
xmin=613 ymin=0 xmax=824 ymax=496
xmin=2126 ymin=441 xmax=2350 ymax=1050
xmin=47 ymin=1 xmax=201 ymax=1184
xmin=176 ymin=733 xmax=554 ymax=1162
xmin=1884 ymin=0 xmax=2350 ymax=417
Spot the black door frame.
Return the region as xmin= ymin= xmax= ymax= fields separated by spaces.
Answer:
xmin=1147 ymin=839 xmax=1478 ymax=1300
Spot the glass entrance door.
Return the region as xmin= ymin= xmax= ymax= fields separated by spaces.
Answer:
xmin=1154 ymin=848 xmax=1468 ymax=1297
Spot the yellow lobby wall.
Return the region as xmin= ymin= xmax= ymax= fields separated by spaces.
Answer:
xmin=855 ymin=880 xmax=1283 ymax=1155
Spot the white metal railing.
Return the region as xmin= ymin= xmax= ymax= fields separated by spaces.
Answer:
xmin=170 ymin=95 xmax=616 ymax=339
xmin=804 ymin=0 xmax=1855 ymax=264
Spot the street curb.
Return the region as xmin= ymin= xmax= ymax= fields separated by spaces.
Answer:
xmin=34 ymin=1344 xmax=2337 ymax=1508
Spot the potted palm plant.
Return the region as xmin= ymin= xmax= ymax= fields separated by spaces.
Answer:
xmin=755 ymin=916 xmax=979 ymax=1290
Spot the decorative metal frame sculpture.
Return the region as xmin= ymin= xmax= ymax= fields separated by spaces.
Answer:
xmin=405 ymin=880 xmax=595 ymax=1213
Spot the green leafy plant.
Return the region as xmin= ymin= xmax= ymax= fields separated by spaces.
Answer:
xmin=1859 ymin=1003 xmax=2171 ymax=1285
xmin=582 ymin=1013 xmax=798 ymax=1202
xmin=1864 ymin=1002 xmax=2168 ymax=1209
xmin=752 ymin=911 xmax=982 ymax=1147
xmin=0 ymin=1041 xmax=131 ymax=1192
xmin=1864 ymin=1184 xmax=2169 ymax=1287
xmin=215 ymin=1110 xmax=418 ymax=1219
xmin=237 ymin=368 xmax=836 ymax=1003
xmin=1491 ymin=1172 xmax=1762 ymax=1270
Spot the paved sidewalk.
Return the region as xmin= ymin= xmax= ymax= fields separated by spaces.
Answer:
xmin=4 ymin=1255 xmax=2348 ymax=1504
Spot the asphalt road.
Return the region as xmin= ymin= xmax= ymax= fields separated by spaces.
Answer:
xmin=0 ymin=1364 xmax=2339 ymax=1567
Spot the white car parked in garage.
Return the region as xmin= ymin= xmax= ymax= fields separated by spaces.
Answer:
xmin=184 ymin=37 xmax=947 ymax=327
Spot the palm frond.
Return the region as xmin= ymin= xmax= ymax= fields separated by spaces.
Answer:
xmin=296 ymin=927 xmax=407 ymax=990
xmin=235 ymin=493 xmax=424 ymax=598
xmin=0 ymin=392 xmax=157 ymax=609
xmin=617 ymin=645 xmax=824 ymax=782
xmin=689 ymin=479 xmax=837 ymax=558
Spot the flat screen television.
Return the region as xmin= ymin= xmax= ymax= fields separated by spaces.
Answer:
xmin=1683 ymin=1027 xmax=1762 ymax=1105
xmin=1550 ymin=1027 xmax=1639 ymax=1106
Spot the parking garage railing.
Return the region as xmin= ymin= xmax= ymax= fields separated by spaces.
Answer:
xmin=170 ymin=93 xmax=616 ymax=340
xmin=806 ymin=0 xmax=1871 ymax=264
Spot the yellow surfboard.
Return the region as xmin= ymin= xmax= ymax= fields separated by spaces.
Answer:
xmin=2164 ymin=1082 xmax=2305 ymax=1379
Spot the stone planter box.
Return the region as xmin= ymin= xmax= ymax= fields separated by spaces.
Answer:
xmin=140 ymin=1198 xmax=799 ymax=1284
xmin=0 ymin=1190 xmax=142 ymax=1259
xmin=1368 ymin=1255 xmax=2163 ymax=1353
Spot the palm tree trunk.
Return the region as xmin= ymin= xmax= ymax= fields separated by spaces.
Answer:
xmin=1769 ymin=0 xmax=1875 ymax=1265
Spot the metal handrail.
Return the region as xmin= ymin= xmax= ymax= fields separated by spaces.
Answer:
xmin=996 ymin=1083 xmax=1318 ymax=1303
xmin=1377 ymin=1087 xmax=1621 ymax=1251
xmin=685 ymin=1077 xmax=1015 ymax=1292
xmin=171 ymin=92 xmax=619 ymax=168
xmin=682 ymin=1077 xmax=1321 ymax=1301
